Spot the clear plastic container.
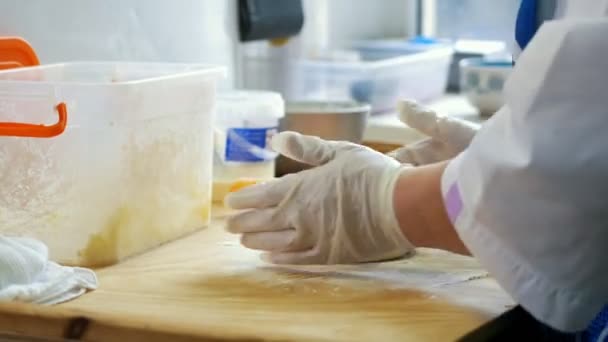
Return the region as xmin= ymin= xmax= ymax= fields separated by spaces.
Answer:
xmin=212 ymin=91 xmax=284 ymax=202
xmin=0 ymin=62 xmax=224 ymax=266
xmin=286 ymin=47 xmax=453 ymax=113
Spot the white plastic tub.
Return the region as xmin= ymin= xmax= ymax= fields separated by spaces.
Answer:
xmin=212 ymin=91 xmax=284 ymax=202
xmin=287 ymin=47 xmax=453 ymax=113
xmin=0 ymin=62 xmax=224 ymax=266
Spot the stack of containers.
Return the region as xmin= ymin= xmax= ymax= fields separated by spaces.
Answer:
xmin=212 ymin=91 xmax=284 ymax=202
xmin=243 ymin=37 xmax=453 ymax=114
xmin=287 ymin=46 xmax=453 ymax=113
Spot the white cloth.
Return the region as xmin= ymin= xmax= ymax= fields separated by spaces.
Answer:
xmin=225 ymin=131 xmax=414 ymax=265
xmin=442 ymin=12 xmax=608 ymax=332
xmin=389 ymin=100 xmax=479 ymax=166
xmin=0 ymin=237 xmax=98 ymax=304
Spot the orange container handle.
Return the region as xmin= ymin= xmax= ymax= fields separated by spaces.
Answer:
xmin=0 ymin=37 xmax=40 ymax=68
xmin=0 ymin=102 xmax=68 ymax=138
xmin=0 ymin=61 xmax=24 ymax=70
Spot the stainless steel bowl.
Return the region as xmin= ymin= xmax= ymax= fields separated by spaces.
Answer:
xmin=276 ymin=101 xmax=371 ymax=175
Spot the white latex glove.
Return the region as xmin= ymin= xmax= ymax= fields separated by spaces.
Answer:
xmin=225 ymin=131 xmax=414 ymax=265
xmin=389 ymin=100 xmax=480 ymax=166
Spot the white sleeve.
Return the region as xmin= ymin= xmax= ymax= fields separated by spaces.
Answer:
xmin=442 ymin=18 xmax=608 ymax=332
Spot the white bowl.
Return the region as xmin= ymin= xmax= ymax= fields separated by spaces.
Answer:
xmin=460 ymin=58 xmax=513 ymax=116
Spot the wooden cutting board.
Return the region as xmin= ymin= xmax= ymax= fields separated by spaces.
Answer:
xmin=0 ymin=207 xmax=513 ymax=341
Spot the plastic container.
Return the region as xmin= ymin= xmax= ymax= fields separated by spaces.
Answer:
xmin=212 ymin=90 xmax=284 ymax=202
xmin=0 ymin=62 xmax=224 ymax=266
xmin=286 ymin=47 xmax=453 ymax=113
xmin=460 ymin=57 xmax=513 ymax=117
xmin=449 ymin=39 xmax=508 ymax=91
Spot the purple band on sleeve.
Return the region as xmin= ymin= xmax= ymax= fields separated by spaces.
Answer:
xmin=445 ymin=182 xmax=463 ymax=223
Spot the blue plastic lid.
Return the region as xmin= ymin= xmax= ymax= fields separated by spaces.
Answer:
xmin=480 ymin=61 xmax=514 ymax=67
xmin=407 ymin=36 xmax=442 ymax=45
xmin=353 ymin=36 xmax=452 ymax=58
xmin=461 ymin=57 xmax=514 ymax=68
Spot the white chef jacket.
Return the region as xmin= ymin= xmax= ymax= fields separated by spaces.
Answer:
xmin=442 ymin=0 xmax=608 ymax=332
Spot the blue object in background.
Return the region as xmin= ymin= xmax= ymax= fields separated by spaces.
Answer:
xmin=350 ymin=80 xmax=374 ymax=104
xmin=515 ymin=0 xmax=539 ymax=51
xmin=515 ymin=0 xmax=557 ymax=53
xmin=350 ymin=78 xmax=400 ymax=109
xmin=407 ymin=36 xmax=442 ymax=45
xmin=583 ymin=305 xmax=608 ymax=341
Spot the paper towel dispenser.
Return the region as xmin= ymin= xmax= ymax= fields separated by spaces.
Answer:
xmin=238 ymin=0 xmax=304 ymax=42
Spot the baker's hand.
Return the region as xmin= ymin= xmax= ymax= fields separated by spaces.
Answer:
xmin=225 ymin=131 xmax=414 ymax=265
xmin=389 ymin=100 xmax=479 ymax=165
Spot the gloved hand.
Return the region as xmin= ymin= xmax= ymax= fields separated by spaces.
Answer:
xmin=389 ymin=100 xmax=480 ymax=166
xmin=225 ymin=131 xmax=415 ymax=265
